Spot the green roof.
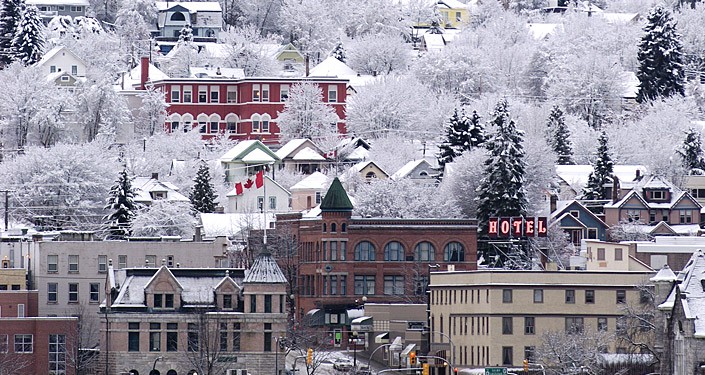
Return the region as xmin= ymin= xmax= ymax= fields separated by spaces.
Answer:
xmin=320 ymin=177 xmax=353 ymax=211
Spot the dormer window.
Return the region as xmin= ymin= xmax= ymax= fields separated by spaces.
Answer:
xmin=153 ymin=293 xmax=175 ymax=309
xmin=223 ymin=294 xmax=233 ymax=309
xmin=151 ymin=191 xmax=167 ymax=200
xmin=652 ymin=190 xmax=665 ymax=200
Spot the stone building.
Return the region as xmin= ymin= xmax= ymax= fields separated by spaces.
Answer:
xmin=99 ymin=251 xmax=287 ymax=375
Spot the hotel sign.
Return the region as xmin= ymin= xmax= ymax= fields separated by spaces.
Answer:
xmin=488 ymin=216 xmax=548 ymax=238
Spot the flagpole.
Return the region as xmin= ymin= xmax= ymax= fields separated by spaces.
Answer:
xmin=263 ymin=166 xmax=268 ymax=248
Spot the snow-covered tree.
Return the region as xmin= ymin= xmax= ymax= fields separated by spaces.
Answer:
xmin=73 ymin=76 xmax=131 ymax=142
xmin=11 ymin=4 xmax=44 ymax=65
xmin=330 ymin=41 xmax=345 ymax=62
xmin=352 ymin=178 xmax=453 ymax=219
xmin=218 ymin=25 xmax=280 ymax=76
xmin=546 ymin=105 xmax=575 ymax=165
xmin=443 ymin=149 xmax=486 ymax=218
xmin=582 ymin=131 xmax=613 ymax=200
xmin=276 ymin=81 xmax=339 ymax=149
xmin=0 ymin=0 xmax=22 ymax=65
xmin=437 ymin=109 xmax=465 ymax=168
xmin=279 ymin=0 xmax=339 ymax=63
xmin=636 ymin=6 xmax=686 ymax=103
xmin=115 ymin=0 xmax=156 ymax=65
xmin=677 ymin=127 xmax=705 ymax=175
xmin=537 ymin=328 xmax=612 ymax=375
xmin=476 ymin=99 xmax=527 ymax=229
xmin=136 ymin=86 xmax=168 ymax=137
xmin=190 ymin=162 xmax=218 ymax=214
xmin=131 ymin=201 xmax=195 ymax=238
xmin=104 ymin=168 xmax=136 ymax=238
xmin=178 ymin=24 xmax=193 ymax=43
xmin=346 ymin=32 xmax=409 ymax=75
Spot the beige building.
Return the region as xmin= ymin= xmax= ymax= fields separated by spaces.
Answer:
xmin=429 ymin=269 xmax=654 ymax=369
xmin=581 ymin=239 xmax=653 ymax=271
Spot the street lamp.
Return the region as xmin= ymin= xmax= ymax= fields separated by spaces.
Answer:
xmin=425 ymin=330 xmax=455 ymax=372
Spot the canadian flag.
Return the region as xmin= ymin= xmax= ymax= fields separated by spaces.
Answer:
xmin=255 ymin=170 xmax=264 ymax=189
xmin=234 ymin=182 xmax=244 ymax=195
xmin=234 ymin=171 xmax=265 ymax=195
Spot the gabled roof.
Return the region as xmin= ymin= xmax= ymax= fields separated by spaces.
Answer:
xmin=36 ymin=45 xmax=84 ymax=68
xmin=351 ymin=160 xmax=388 ymax=177
xmin=650 ymin=264 xmax=677 ymax=282
xmin=144 ymin=265 xmax=184 ymax=292
xmin=604 ymin=190 xmax=649 ymax=209
xmin=155 ymin=1 xmax=222 ymax=12
xmin=391 ymin=159 xmax=434 ymax=180
xmin=663 ymin=250 xmax=705 ymax=337
xmin=309 ymin=56 xmax=358 ymax=78
xmin=551 ymin=200 xmax=608 ymax=228
xmin=243 ymin=252 xmax=287 ymax=283
xmin=275 ymin=139 xmax=324 ymax=160
xmin=293 ymin=147 xmax=326 ymax=161
xmin=290 ymin=171 xmax=328 ymax=191
xmin=132 ymin=176 xmax=189 ymax=203
xmin=220 ymin=140 xmax=279 ymax=163
xmin=552 ymin=212 xmax=587 ymax=228
xmin=214 ymin=270 xmax=241 ymax=291
xmin=320 ymin=177 xmax=353 ymax=212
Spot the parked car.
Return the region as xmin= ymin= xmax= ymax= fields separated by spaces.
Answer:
xmin=333 ymin=359 xmax=353 ymax=371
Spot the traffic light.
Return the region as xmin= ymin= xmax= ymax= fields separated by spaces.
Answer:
xmin=422 ymin=363 xmax=430 ymax=375
xmin=523 ymin=359 xmax=529 ymax=373
xmin=409 ymin=351 xmax=417 ymax=366
xmin=453 ymin=368 xmax=458 ymax=375
xmin=306 ymin=348 xmax=313 ymax=365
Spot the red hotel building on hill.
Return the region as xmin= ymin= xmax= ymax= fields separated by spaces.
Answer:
xmin=139 ymin=58 xmax=348 ymax=144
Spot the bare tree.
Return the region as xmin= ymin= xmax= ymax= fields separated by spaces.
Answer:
xmin=65 ymin=305 xmax=101 ymax=375
xmin=532 ymin=224 xmax=575 ymax=269
xmin=608 ymin=220 xmax=653 ymax=242
xmin=0 ymin=350 xmax=33 ymax=375
xmin=287 ymin=323 xmax=336 ymax=375
xmin=616 ymin=281 xmax=659 ymax=366
xmin=537 ymin=327 xmax=612 ymax=375
xmin=184 ymin=311 xmax=235 ymax=375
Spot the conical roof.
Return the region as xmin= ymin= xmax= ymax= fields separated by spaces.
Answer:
xmin=320 ymin=177 xmax=353 ymax=212
xmin=243 ymin=252 xmax=287 ymax=284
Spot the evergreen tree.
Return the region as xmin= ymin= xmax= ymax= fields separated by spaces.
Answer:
xmin=0 ymin=0 xmax=23 ymax=66
xmin=190 ymin=162 xmax=217 ymax=213
xmin=546 ymin=105 xmax=575 ymax=165
xmin=476 ymin=99 xmax=527 ymax=230
xmin=466 ymin=110 xmax=486 ymax=149
xmin=582 ymin=131 xmax=614 ymax=200
xmin=677 ymin=127 xmax=705 ymax=174
xmin=437 ymin=109 xmax=465 ymax=168
xmin=636 ymin=6 xmax=686 ymax=103
xmin=11 ymin=4 xmax=43 ymax=66
xmin=331 ymin=41 xmax=346 ymax=63
xmin=104 ymin=169 xmax=136 ymax=238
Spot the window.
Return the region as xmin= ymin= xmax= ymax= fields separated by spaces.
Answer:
xmin=265 ymin=295 xmax=272 ymax=313
xmin=252 ymin=114 xmax=261 ymax=133
xmin=315 ymin=191 xmax=322 ymax=204
xmin=502 ymin=289 xmax=513 ymax=303
xmin=502 ymin=346 xmax=513 ymax=366
xmin=220 ymin=323 xmax=228 ymax=351
xmin=269 ymin=196 xmax=277 ymax=210
xmin=150 ymin=323 xmax=161 ymax=351
xmin=227 ymin=86 xmax=237 ymax=103
xmin=48 ymin=254 xmax=58 ymax=273
xmin=167 ymin=323 xmax=178 ymax=352
xmin=616 ymin=290 xmax=626 ymax=304
xmin=223 ymin=294 xmax=233 ymax=309
xmin=415 ymin=242 xmax=435 ymax=261
xmin=128 ymin=323 xmax=140 ymax=352
xmin=170 ymin=12 xmax=185 ymax=21
xmin=328 ymin=85 xmax=338 ymax=102
xmin=627 ymin=209 xmax=641 ymax=222
xmin=384 ymin=275 xmax=404 ymax=295
xmin=262 ymin=84 xmax=270 ymax=102
xmin=48 ymin=334 xmax=66 ymax=375
xmin=0 ymin=335 xmax=6 ymax=353
xmin=652 ymin=190 xmax=665 ymax=200
xmin=524 ymin=346 xmax=535 ymax=362
xmin=188 ymin=323 xmax=199 ymax=352
xmin=183 ymin=86 xmax=192 ymax=103
xmin=50 ymin=65 xmax=56 ymax=73
xmin=502 ymin=317 xmax=513 ymax=334
xmin=354 ymin=275 xmax=375 ymax=295
xmin=154 ymin=294 xmax=163 ymax=308
xmin=384 ymin=241 xmax=404 ymax=261
xmin=565 ymin=317 xmax=584 ymax=333
xmin=354 ymin=241 xmax=375 ymax=261
xmin=146 ymin=255 xmax=157 ymax=267
xmin=533 ymin=289 xmax=543 ymax=303
xmin=444 ymin=242 xmax=465 ymax=262
xmin=232 ymin=323 xmax=241 ymax=351
xmin=615 ymin=248 xmax=623 ymax=261
xmin=226 ymin=115 xmax=238 ymax=133
xmin=261 ymin=114 xmax=270 ymax=133
xmin=118 ymin=255 xmax=127 ymax=269
xmin=210 ymin=118 xmax=219 ymax=133
xmin=61 ymin=75 xmax=69 ymax=82
xmin=253 ymin=84 xmax=261 ymax=101
xmin=17 ymin=304 xmax=24 ymax=317
xmin=14 ymin=334 xmax=32 ymax=353
xmin=210 ymin=86 xmax=219 ymax=103
xmin=597 ymin=317 xmax=608 ymax=331
xmin=280 ymin=84 xmax=289 ymax=101
xmin=171 ymin=85 xmax=180 ymax=102
xmin=198 ymin=86 xmax=207 ymax=103
xmin=71 ymin=65 xmax=77 ymax=75
xmin=98 ymin=255 xmax=107 ymax=273
xmin=68 ymin=255 xmax=79 ymax=273
xmin=90 ymin=283 xmax=100 ymax=303
xmin=565 ymin=289 xmax=575 ymax=304
xmin=250 ymin=295 xmax=257 ymax=313
xmin=585 ymin=290 xmax=595 ymax=304
xmin=597 ymin=248 xmax=605 ymax=261
xmin=48 ymin=283 xmax=58 ymax=303
xmin=524 ymin=317 xmax=535 ymax=335
xmin=68 ymin=283 xmax=78 ymax=303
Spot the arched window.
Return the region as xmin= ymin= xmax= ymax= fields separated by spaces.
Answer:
xmin=181 ymin=113 xmax=193 ymax=132
xmin=197 ymin=114 xmax=208 ymax=134
xmin=354 ymin=241 xmax=375 ymax=261
xmin=252 ymin=114 xmax=261 ymax=133
xmin=322 ymin=223 xmax=326 ymax=232
xmin=366 ymin=172 xmax=377 ymax=179
xmin=129 ymin=370 xmax=140 ymax=375
xmin=341 ymin=223 xmax=347 ymax=232
xmin=166 ymin=370 xmax=177 ymax=375
xmin=225 ymin=113 xmax=239 ymax=133
xmin=262 ymin=114 xmax=271 ymax=133
xmin=170 ymin=12 xmax=185 ymax=21
xmin=444 ymin=242 xmax=465 ymax=262
xmin=209 ymin=114 xmax=221 ymax=133
xmin=384 ymin=241 xmax=404 ymax=261
xmin=415 ymin=241 xmax=435 ymax=261
xmin=169 ymin=113 xmax=181 ymax=132
xmin=331 ymin=223 xmax=337 ymax=232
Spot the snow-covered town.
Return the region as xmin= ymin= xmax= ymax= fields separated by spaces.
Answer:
xmin=1 ymin=0 xmax=705 ymax=374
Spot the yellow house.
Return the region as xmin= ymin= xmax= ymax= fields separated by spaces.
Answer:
xmin=437 ymin=0 xmax=473 ymax=29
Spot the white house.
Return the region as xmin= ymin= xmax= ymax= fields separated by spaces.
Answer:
xmin=132 ymin=173 xmax=190 ymax=205
xmin=275 ymin=139 xmax=328 ymax=174
xmin=225 ymin=175 xmax=290 ymax=214
xmin=220 ymin=140 xmax=280 ymax=182
xmin=155 ymin=1 xmax=223 ymax=41
xmin=391 ymin=159 xmax=436 ymax=182
xmin=36 ymin=45 xmax=87 ymax=86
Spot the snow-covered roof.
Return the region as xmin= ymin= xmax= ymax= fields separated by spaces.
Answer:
xmin=219 ymin=140 xmax=278 ymax=163
xmin=600 ymin=12 xmax=640 ymax=24
xmin=423 ymin=34 xmax=446 ymax=50
xmin=391 ymin=159 xmax=433 ymax=180
xmin=190 ymin=66 xmax=245 ymax=79
xmin=132 ymin=176 xmax=189 ymax=204
xmin=346 ymin=146 xmax=369 ymax=161
xmin=662 ymin=251 xmax=705 ymax=337
xmin=37 ymin=45 xmax=83 ymax=67
xmin=155 ymin=1 xmax=222 ymax=12
xmin=310 ymin=56 xmax=358 ymax=77
xmin=275 ymin=139 xmax=324 ymax=160
xmin=555 ymin=164 xmax=647 ymax=190
xmin=293 ymin=147 xmax=326 ymax=161
xmin=27 ymin=0 xmax=88 ymax=6
xmin=119 ymin=62 xmax=169 ymax=91
xmin=200 ymin=212 xmax=276 ymax=239
xmin=650 ymin=264 xmax=677 ymax=282
xmin=526 ymin=23 xmax=563 ymax=40
xmin=291 ymin=171 xmax=328 ymax=191
xmin=438 ymin=0 xmax=471 ymax=9
xmin=242 ymin=148 xmax=276 ymax=163
xmin=243 ymin=252 xmax=287 ymax=284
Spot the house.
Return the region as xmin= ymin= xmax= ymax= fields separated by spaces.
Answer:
xmin=335 ymin=137 xmax=371 ymax=165
xmin=99 ymin=250 xmax=287 ymax=375
xmin=36 ymin=45 xmax=87 ymax=85
xmin=436 ymin=0 xmax=474 ymax=29
xmin=308 ymin=56 xmax=376 ymax=94
xmin=429 ymin=268 xmax=654 ymax=368
xmin=348 ymin=161 xmax=389 ymax=181
xmin=603 ymin=175 xmax=703 ymax=228
xmin=225 ymin=175 xmax=291 ymax=214
xmin=0 ymin=268 xmax=80 ymax=375
xmin=27 ymin=0 xmax=88 ymax=23
xmin=550 ymin=200 xmax=609 ymax=246
xmin=219 ymin=140 xmax=280 ymax=182
xmin=155 ymin=1 xmax=223 ymax=42
xmin=579 ymin=239 xmax=654 ymax=272
xmin=624 ymin=236 xmax=705 ymax=271
xmin=132 ymin=173 xmax=190 ymax=205
xmin=275 ymin=139 xmax=328 ymax=174
xmin=199 ymin=212 xmax=276 ymax=244
xmin=554 ymin=164 xmax=647 ymax=200
xmin=289 ymin=171 xmax=329 ymax=211
xmin=276 ymin=178 xmax=477 ymax=348
xmin=391 ymin=159 xmax=436 ymax=182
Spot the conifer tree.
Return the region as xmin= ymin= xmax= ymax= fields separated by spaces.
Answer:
xmin=582 ymin=131 xmax=614 ymax=200
xmin=476 ymin=99 xmax=527 ymax=229
xmin=331 ymin=41 xmax=346 ymax=63
xmin=437 ymin=109 xmax=464 ymax=168
xmin=677 ymin=127 xmax=705 ymax=174
xmin=636 ymin=6 xmax=686 ymax=103
xmin=546 ymin=105 xmax=575 ymax=165
xmin=190 ymin=162 xmax=217 ymax=213
xmin=11 ymin=4 xmax=43 ymax=65
xmin=104 ymin=169 xmax=136 ymax=238
xmin=0 ymin=0 xmax=23 ymax=66
xmin=466 ymin=110 xmax=485 ymax=149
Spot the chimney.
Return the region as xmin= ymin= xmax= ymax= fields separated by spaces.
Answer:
xmin=550 ymin=194 xmax=557 ymax=213
xmin=635 ymin=169 xmax=642 ymax=180
xmin=194 ymin=226 xmax=202 ymax=242
xmin=140 ymin=56 xmax=149 ymax=90
xmin=305 ymin=55 xmax=310 ymax=77
xmin=152 ymin=172 xmax=159 ymax=180
xmin=611 ymin=175 xmax=620 ymax=203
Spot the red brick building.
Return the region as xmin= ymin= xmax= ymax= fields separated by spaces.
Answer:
xmin=276 ymin=178 xmax=478 ymax=346
xmin=0 ymin=280 xmax=79 ymax=375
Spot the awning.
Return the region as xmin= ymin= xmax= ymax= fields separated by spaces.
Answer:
xmin=346 ymin=308 xmax=364 ymax=324
xmin=304 ymin=308 xmax=325 ymax=326
xmin=389 ymin=336 xmax=403 ymax=351
xmin=375 ymin=332 xmax=389 ymax=344
xmin=401 ymin=343 xmax=416 ymax=357
xmin=351 ymin=316 xmax=373 ymax=332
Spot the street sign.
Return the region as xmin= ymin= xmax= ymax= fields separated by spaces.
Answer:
xmin=484 ymin=368 xmax=507 ymax=375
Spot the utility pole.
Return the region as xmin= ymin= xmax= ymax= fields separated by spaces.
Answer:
xmin=0 ymin=189 xmax=14 ymax=231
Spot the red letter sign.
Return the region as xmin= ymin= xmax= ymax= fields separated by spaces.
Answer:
xmin=537 ymin=217 xmax=548 ymax=237
xmin=499 ymin=217 xmax=511 ymax=237
xmin=525 ymin=217 xmax=535 ymax=237
xmin=511 ymin=217 xmax=523 ymax=237
xmin=488 ymin=218 xmax=499 ymax=238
